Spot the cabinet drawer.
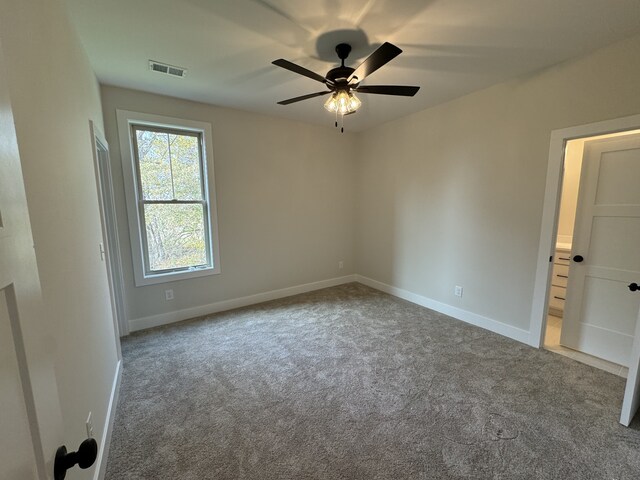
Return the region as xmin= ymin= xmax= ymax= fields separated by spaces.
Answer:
xmin=555 ymin=251 xmax=571 ymax=266
xmin=552 ymin=264 xmax=569 ymax=287
xmin=549 ymin=285 xmax=566 ymax=311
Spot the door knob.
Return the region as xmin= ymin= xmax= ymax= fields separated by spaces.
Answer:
xmin=572 ymin=255 xmax=584 ymax=262
xmin=629 ymin=283 xmax=639 ymax=292
xmin=54 ymin=438 xmax=98 ymax=480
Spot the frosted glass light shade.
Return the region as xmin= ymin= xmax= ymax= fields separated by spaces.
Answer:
xmin=324 ymin=90 xmax=361 ymax=114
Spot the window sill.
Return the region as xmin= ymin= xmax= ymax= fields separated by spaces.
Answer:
xmin=134 ymin=266 xmax=220 ymax=287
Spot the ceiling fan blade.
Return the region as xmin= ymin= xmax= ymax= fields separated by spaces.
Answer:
xmin=272 ymin=59 xmax=330 ymax=84
xmin=277 ymin=91 xmax=331 ymax=105
xmin=347 ymin=42 xmax=402 ymax=83
xmin=355 ymin=85 xmax=420 ymax=96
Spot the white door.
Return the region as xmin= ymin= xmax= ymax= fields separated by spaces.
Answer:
xmin=621 ymin=304 xmax=640 ymax=425
xmin=0 ymin=41 xmax=64 ymax=479
xmin=560 ymin=134 xmax=640 ymax=366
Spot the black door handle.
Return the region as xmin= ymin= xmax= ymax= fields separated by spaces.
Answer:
xmin=572 ymin=255 xmax=584 ymax=263
xmin=629 ymin=283 xmax=639 ymax=292
xmin=54 ymin=438 xmax=97 ymax=480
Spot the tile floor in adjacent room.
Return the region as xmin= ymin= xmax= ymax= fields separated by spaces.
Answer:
xmin=544 ymin=314 xmax=628 ymax=378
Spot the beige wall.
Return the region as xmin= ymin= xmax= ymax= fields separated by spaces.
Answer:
xmin=556 ymin=139 xmax=584 ymax=245
xmin=0 ymin=0 xmax=119 ymax=476
xmin=100 ymin=86 xmax=356 ymax=324
xmin=355 ymin=33 xmax=640 ymax=332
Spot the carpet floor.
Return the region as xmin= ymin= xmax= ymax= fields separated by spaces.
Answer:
xmin=105 ymin=283 xmax=640 ymax=479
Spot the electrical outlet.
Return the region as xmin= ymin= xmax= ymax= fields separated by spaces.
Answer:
xmin=86 ymin=411 xmax=94 ymax=439
xmin=165 ymin=289 xmax=174 ymax=301
xmin=338 ymin=261 xmax=344 ymax=270
xmin=454 ymin=286 xmax=463 ymax=297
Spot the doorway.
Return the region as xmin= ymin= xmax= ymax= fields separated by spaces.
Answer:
xmin=542 ymin=130 xmax=640 ymax=376
xmin=530 ymin=114 xmax=640 ymax=426
xmin=91 ymin=121 xmax=129 ymax=338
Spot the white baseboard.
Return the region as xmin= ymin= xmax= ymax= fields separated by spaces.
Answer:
xmin=129 ymin=273 xmax=531 ymax=346
xmin=355 ymin=275 xmax=531 ymax=345
xmin=129 ymin=274 xmax=358 ymax=332
xmin=94 ymin=359 xmax=122 ymax=480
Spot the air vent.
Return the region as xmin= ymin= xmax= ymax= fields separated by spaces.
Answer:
xmin=148 ymin=60 xmax=187 ymax=78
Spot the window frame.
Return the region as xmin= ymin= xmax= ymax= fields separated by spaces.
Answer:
xmin=117 ymin=110 xmax=221 ymax=286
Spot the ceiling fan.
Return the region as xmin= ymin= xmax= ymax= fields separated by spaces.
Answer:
xmin=272 ymin=42 xmax=419 ymax=131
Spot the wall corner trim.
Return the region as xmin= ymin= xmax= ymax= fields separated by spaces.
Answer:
xmin=355 ymin=275 xmax=531 ymax=345
xmin=94 ymin=359 xmax=122 ymax=480
xmin=129 ymin=274 xmax=358 ymax=332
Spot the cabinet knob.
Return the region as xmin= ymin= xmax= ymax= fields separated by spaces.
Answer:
xmin=629 ymin=283 xmax=639 ymax=292
xmin=572 ymin=255 xmax=584 ymax=263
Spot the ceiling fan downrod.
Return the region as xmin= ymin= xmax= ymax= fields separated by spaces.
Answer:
xmin=335 ymin=43 xmax=351 ymax=67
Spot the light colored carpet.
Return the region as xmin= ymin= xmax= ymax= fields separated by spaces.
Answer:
xmin=105 ymin=283 xmax=640 ymax=479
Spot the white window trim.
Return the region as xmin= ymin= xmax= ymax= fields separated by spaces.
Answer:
xmin=116 ymin=109 xmax=221 ymax=286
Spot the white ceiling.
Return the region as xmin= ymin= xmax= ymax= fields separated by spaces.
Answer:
xmin=64 ymin=0 xmax=640 ymax=131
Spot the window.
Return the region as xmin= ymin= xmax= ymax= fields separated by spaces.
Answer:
xmin=117 ymin=111 xmax=220 ymax=286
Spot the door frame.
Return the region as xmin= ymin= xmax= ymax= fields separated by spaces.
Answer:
xmin=90 ymin=120 xmax=128 ymax=342
xmin=530 ymin=112 xmax=640 ymax=348
xmin=621 ymin=307 xmax=640 ymax=425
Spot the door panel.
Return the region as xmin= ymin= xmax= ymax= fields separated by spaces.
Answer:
xmin=561 ymin=134 xmax=640 ymax=367
xmin=0 ymin=40 xmax=64 ymax=479
xmin=0 ymin=285 xmax=38 ymax=480
xmin=589 ymin=217 xmax=640 ymax=270
xmin=595 ymin=149 xmax=640 ymax=204
xmin=582 ymin=277 xmax=640 ymax=336
xmin=571 ymin=276 xmax=636 ymax=366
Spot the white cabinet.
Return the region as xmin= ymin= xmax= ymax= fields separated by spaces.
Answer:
xmin=549 ymin=246 xmax=571 ymax=316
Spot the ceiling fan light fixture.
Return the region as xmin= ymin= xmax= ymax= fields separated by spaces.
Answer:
xmin=323 ymin=91 xmax=339 ymax=113
xmin=348 ymin=92 xmax=361 ymax=112
xmin=324 ymin=90 xmax=361 ymax=115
